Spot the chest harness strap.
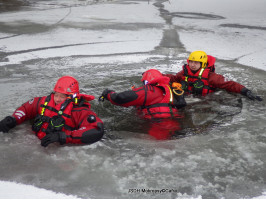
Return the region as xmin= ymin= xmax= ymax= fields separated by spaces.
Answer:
xmin=32 ymin=94 xmax=74 ymax=133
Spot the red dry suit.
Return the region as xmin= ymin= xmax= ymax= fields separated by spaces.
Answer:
xmin=105 ymin=84 xmax=183 ymax=140
xmin=165 ymin=55 xmax=245 ymax=95
xmin=107 ymin=84 xmax=181 ymax=119
xmin=12 ymin=93 xmax=104 ymax=144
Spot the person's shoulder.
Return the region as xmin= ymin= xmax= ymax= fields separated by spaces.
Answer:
xmin=132 ymin=85 xmax=145 ymax=92
xmin=72 ymin=104 xmax=91 ymax=111
xmin=208 ymin=72 xmax=225 ymax=84
xmin=177 ymin=69 xmax=184 ymax=74
xmin=71 ymin=106 xmax=92 ymax=118
xmin=23 ymin=96 xmax=45 ymax=105
xmin=209 ymin=71 xmax=223 ymax=77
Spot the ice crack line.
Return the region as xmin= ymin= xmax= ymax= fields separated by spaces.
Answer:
xmin=53 ymin=7 xmax=72 ymax=26
xmin=0 ymin=39 xmax=151 ymax=58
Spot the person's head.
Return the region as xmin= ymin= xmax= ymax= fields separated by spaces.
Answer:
xmin=53 ymin=76 xmax=79 ymax=105
xmin=141 ymin=69 xmax=169 ymax=85
xmin=187 ymin=51 xmax=208 ymax=71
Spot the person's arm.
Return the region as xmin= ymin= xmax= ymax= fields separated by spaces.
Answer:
xmin=209 ymin=72 xmax=263 ymax=101
xmin=41 ymin=107 xmax=104 ymax=147
xmin=208 ymin=72 xmax=245 ymax=93
xmin=108 ymin=90 xmax=139 ymax=107
xmin=101 ymin=85 xmax=165 ymax=107
xmin=67 ymin=108 xmax=104 ymax=144
xmin=0 ymin=97 xmax=41 ymax=133
xmin=164 ymin=70 xmax=183 ymax=83
xmin=12 ymin=97 xmax=41 ymax=125
xmin=101 ymin=87 xmax=142 ymax=107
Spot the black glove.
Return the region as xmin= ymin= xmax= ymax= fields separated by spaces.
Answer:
xmin=41 ymin=130 xmax=66 ymax=147
xmin=99 ymin=89 xmax=114 ymax=102
xmin=0 ymin=116 xmax=16 ymax=133
xmin=241 ymin=88 xmax=263 ymax=101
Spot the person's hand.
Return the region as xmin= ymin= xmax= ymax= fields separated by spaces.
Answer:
xmin=41 ymin=130 xmax=66 ymax=147
xmin=241 ymin=88 xmax=263 ymax=101
xmin=99 ymin=89 xmax=114 ymax=102
xmin=0 ymin=116 xmax=16 ymax=133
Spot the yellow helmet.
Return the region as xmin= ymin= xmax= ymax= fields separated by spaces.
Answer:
xmin=188 ymin=51 xmax=208 ymax=68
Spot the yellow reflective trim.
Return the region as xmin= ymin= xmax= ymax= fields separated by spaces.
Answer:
xmin=166 ymin=85 xmax=173 ymax=103
xmin=41 ymin=102 xmax=48 ymax=115
xmin=198 ymin=68 xmax=205 ymax=79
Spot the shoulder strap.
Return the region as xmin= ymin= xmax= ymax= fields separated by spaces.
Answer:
xmin=198 ymin=68 xmax=205 ymax=79
xmin=183 ymin=64 xmax=189 ymax=82
xmin=40 ymin=94 xmax=52 ymax=116
xmin=183 ymin=64 xmax=189 ymax=76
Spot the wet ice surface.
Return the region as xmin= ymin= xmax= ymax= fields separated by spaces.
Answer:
xmin=0 ymin=0 xmax=266 ymax=199
xmin=163 ymin=0 xmax=266 ymax=71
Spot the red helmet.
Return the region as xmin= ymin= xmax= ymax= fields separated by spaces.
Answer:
xmin=141 ymin=69 xmax=169 ymax=85
xmin=54 ymin=76 xmax=79 ymax=95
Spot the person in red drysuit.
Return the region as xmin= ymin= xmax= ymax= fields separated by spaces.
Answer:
xmin=164 ymin=50 xmax=263 ymax=101
xmin=100 ymin=69 xmax=186 ymax=140
xmin=0 ymin=76 xmax=104 ymax=147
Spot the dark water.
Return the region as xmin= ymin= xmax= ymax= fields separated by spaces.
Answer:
xmin=0 ymin=0 xmax=266 ymax=198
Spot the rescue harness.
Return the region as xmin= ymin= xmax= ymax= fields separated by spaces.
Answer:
xmin=140 ymin=83 xmax=186 ymax=119
xmin=181 ymin=64 xmax=216 ymax=95
xmin=32 ymin=93 xmax=85 ymax=134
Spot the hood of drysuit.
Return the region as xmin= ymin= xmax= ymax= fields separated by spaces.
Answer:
xmin=72 ymin=93 xmax=95 ymax=109
xmin=206 ymin=55 xmax=216 ymax=67
xmin=147 ymin=76 xmax=170 ymax=85
xmin=141 ymin=69 xmax=170 ymax=85
xmin=53 ymin=93 xmax=95 ymax=109
xmin=77 ymin=93 xmax=95 ymax=101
